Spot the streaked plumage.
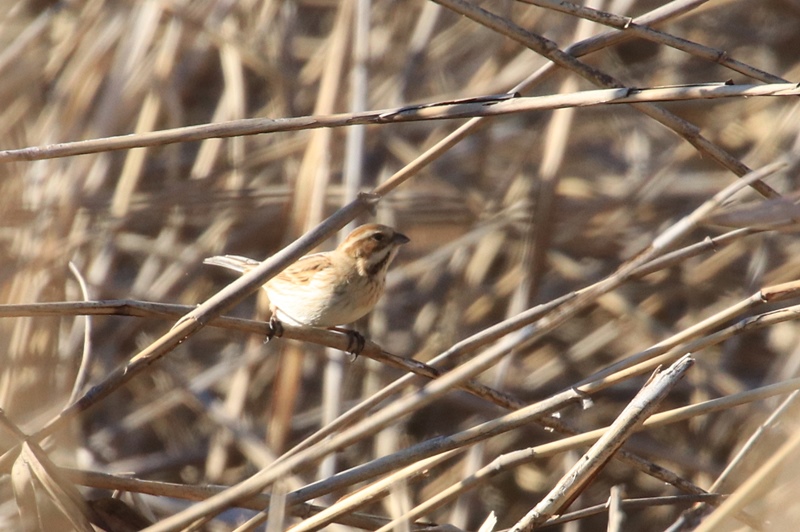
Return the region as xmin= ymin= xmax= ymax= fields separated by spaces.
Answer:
xmin=203 ymin=224 xmax=409 ymax=328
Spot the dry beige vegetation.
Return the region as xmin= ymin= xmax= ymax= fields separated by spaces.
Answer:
xmin=3 ymin=0 xmax=800 ymax=530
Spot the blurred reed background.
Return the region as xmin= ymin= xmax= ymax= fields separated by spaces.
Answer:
xmin=2 ymin=0 xmax=800 ymax=530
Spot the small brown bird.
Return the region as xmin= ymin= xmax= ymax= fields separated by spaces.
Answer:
xmin=204 ymin=224 xmax=409 ymax=351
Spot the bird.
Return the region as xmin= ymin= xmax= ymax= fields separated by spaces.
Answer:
xmin=203 ymin=223 xmax=410 ymax=353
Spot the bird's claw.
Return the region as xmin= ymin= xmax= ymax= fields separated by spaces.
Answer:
xmin=345 ymin=330 xmax=366 ymax=360
xmin=265 ymin=316 xmax=284 ymax=343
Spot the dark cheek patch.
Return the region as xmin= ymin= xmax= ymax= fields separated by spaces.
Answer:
xmin=357 ymin=241 xmax=379 ymax=258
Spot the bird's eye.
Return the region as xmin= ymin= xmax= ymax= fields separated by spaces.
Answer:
xmin=371 ymin=233 xmax=385 ymax=242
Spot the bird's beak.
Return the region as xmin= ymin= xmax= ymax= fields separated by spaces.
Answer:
xmin=393 ymin=232 xmax=410 ymax=245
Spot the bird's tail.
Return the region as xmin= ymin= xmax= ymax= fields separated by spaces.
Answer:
xmin=202 ymin=254 xmax=260 ymax=274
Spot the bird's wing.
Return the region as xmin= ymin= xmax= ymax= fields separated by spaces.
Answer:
xmin=271 ymin=252 xmax=334 ymax=286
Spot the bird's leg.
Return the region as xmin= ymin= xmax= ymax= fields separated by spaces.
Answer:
xmin=329 ymin=326 xmax=365 ymax=359
xmin=265 ymin=315 xmax=284 ymax=343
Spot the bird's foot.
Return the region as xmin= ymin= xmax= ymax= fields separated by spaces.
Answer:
xmin=330 ymin=327 xmax=366 ymax=359
xmin=346 ymin=331 xmax=366 ymax=360
xmin=265 ymin=316 xmax=284 ymax=343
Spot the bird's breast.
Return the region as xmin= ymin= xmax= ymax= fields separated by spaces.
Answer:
xmin=266 ymin=271 xmax=385 ymax=327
